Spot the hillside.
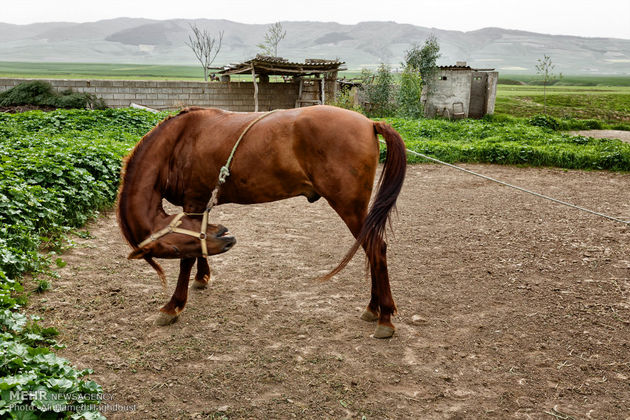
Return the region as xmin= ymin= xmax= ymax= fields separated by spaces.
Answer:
xmin=1 ymin=18 xmax=629 ymax=74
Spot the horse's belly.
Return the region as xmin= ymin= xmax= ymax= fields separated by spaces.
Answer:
xmin=219 ymin=175 xmax=316 ymax=205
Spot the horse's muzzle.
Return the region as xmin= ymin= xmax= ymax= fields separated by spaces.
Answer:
xmin=215 ymin=225 xmax=236 ymax=252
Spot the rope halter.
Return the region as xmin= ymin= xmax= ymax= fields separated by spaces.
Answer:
xmin=135 ymin=110 xmax=279 ymax=257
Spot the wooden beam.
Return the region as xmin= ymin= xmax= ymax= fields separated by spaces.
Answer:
xmin=219 ymin=65 xmax=253 ymax=76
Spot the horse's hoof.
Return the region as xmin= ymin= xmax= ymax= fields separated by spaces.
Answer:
xmin=360 ymin=308 xmax=379 ymax=322
xmin=373 ymin=323 xmax=395 ymax=339
xmin=191 ymin=279 xmax=209 ymax=289
xmin=192 ymin=274 xmax=210 ymax=289
xmin=155 ymin=312 xmax=178 ymax=326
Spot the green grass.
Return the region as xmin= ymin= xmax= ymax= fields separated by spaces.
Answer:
xmin=0 ymin=61 xmax=206 ymax=80
xmin=384 ymin=116 xmax=630 ymax=171
xmin=495 ymin=84 xmax=630 ymax=122
xmin=499 ymin=74 xmax=630 ymax=87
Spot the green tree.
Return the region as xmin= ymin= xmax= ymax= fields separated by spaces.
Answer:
xmin=404 ymin=34 xmax=441 ymax=92
xmin=535 ymin=54 xmax=562 ymax=114
xmin=361 ymin=64 xmax=395 ymax=117
xmin=258 ymin=22 xmax=287 ymax=57
xmin=396 ymin=67 xmax=423 ymax=118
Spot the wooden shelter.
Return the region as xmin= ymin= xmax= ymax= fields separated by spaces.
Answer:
xmin=211 ymin=56 xmax=345 ymax=111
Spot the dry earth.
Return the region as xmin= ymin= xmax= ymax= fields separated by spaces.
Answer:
xmin=25 ymin=164 xmax=630 ymax=419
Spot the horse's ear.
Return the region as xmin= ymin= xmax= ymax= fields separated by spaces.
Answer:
xmin=128 ymin=246 xmax=150 ymax=259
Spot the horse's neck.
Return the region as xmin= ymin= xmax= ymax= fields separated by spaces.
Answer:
xmin=118 ymin=131 xmax=174 ymax=246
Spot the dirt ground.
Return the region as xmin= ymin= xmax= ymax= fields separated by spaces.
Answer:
xmin=569 ymin=130 xmax=630 ymax=144
xmin=25 ymin=164 xmax=630 ymax=419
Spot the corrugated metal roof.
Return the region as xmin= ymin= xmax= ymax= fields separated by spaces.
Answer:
xmin=438 ymin=65 xmax=472 ymax=70
xmin=213 ymin=55 xmax=345 ymax=76
xmin=438 ymin=65 xmax=496 ymax=71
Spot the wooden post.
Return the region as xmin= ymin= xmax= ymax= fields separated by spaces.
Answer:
xmin=320 ymin=75 xmax=325 ymax=105
xmin=296 ymin=77 xmax=303 ymax=108
xmin=251 ymin=67 xmax=259 ymax=112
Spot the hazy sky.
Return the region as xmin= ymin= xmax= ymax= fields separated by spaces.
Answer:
xmin=3 ymin=0 xmax=630 ymax=39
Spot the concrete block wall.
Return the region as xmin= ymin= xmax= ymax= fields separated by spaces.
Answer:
xmin=420 ymin=69 xmax=499 ymax=119
xmin=0 ymin=78 xmax=300 ymax=111
xmin=422 ymin=70 xmax=473 ymax=118
xmin=484 ymin=72 xmax=499 ymax=115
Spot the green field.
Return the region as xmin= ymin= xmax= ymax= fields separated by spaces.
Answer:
xmin=495 ymin=84 xmax=630 ymax=122
xmin=499 ymin=74 xmax=630 ymax=87
xmin=0 ymin=61 xmax=206 ymax=80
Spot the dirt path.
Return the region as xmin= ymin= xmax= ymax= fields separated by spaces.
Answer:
xmin=569 ymin=129 xmax=630 ymax=144
xmin=26 ymin=164 xmax=630 ymax=419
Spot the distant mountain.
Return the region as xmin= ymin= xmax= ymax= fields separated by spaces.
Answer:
xmin=1 ymin=18 xmax=629 ymax=74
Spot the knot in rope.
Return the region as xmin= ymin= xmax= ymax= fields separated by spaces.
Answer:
xmin=218 ymin=165 xmax=230 ymax=184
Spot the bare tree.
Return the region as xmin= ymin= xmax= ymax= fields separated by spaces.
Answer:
xmin=535 ymin=54 xmax=562 ymax=114
xmin=257 ymin=22 xmax=286 ymax=57
xmin=186 ymin=24 xmax=224 ymax=81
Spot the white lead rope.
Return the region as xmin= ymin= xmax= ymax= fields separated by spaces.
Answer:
xmin=384 ymin=140 xmax=630 ymax=226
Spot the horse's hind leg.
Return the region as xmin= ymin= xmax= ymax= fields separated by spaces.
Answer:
xmin=368 ymin=240 xmax=397 ymax=339
xmin=330 ymin=201 xmax=396 ymax=339
xmin=191 ymin=257 xmax=211 ymax=289
xmin=156 ymin=257 xmax=195 ymax=325
xmin=360 ymin=264 xmax=380 ymax=322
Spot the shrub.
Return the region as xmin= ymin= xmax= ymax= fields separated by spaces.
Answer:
xmin=611 ymin=122 xmax=630 ymax=131
xmin=581 ymin=119 xmax=604 ymax=130
xmin=0 ymin=81 xmax=106 ymax=109
xmin=361 ymin=65 xmax=396 ymax=117
xmin=330 ymin=87 xmax=362 ymax=113
xmin=396 ymin=68 xmax=423 ymax=118
xmin=0 ymin=81 xmax=54 ymax=106
xmin=557 ymin=118 xmax=606 ymax=131
xmin=528 ymin=114 xmax=560 ymax=131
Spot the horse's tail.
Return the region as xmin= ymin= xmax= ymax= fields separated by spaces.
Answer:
xmin=320 ymin=121 xmax=407 ymax=280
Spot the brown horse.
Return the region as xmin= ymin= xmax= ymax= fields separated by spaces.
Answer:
xmin=116 ymin=105 xmax=406 ymax=338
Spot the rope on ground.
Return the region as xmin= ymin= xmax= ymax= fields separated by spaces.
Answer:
xmin=383 ymin=140 xmax=630 ymax=226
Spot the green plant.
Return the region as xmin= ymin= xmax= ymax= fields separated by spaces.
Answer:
xmin=257 ymin=22 xmax=287 ymax=57
xmin=330 ymin=88 xmax=362 ymax=112
xmin=403 ymin=34 xmax=441 ymax=89
xmin=0 ymin=81 xmax=106 ymax=109
xmin=0 ymin=107 xmax=167 ymax=419
xmin=383 ymin=117 xmax=630 ymax=171
xmin=535 ymin=54 xmax=562 ymax=114
xmin=361 ymin=64 xmax=395 ymax=117
xmin=396 ymin=67 xmax=423 ymax=118
xmin=0 ymin=308 xmax=105 ymax=419
xmin=528 ymin=114 xmax=560 ymax=130
xmin=35 ymin=278 xmax=51 ymax=293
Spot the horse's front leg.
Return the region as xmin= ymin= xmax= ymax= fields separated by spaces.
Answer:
xmin=156 ymin=257 xmax=196 ymax=325
xmin=191 ymin=257 xmax=211 ymax=289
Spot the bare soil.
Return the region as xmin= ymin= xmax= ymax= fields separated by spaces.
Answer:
xmin=569 ymin=130 xmax=630 ymax=144
xmin=26 ymin=164 xmax=630 ymax=419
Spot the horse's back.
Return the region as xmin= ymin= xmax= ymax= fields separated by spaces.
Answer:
xmin=169 ymin=106 xmax=380 ymax=207
xmin=291 ymin=106 xmax=380 ymax=196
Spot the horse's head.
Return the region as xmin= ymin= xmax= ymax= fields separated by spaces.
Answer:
xmin=127 ymin=219 xmax=236 ymax=260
